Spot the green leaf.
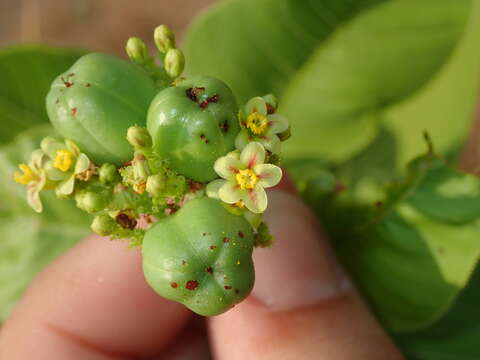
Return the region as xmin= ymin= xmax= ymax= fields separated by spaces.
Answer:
xmin=291 ymin=152 xmax=480 ymax=332
xmin=0 ymin=125 xmax=90 ymax=320
xmin=396 ymin=266 xmax=480 ymax=360
xmin=386 ymin=2 xmax=480 ymax=167
xmin=0 ymin=45 xmax=84 ymax=146
xmin=184 ymin=0 xmax=471 ymax=161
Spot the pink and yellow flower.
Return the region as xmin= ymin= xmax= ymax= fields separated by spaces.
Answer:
xmin=14 ymin=149 xmax=47 ymax=213
xmin=206 ymin=142 xmax=282 ymax=214
xmin=236 ymin=96 xmax=289 ymax=154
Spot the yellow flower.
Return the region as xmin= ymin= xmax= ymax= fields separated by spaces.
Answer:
xmin=54 ymin=149 xmax=74 ymax=172
xmin=14 ymin=164 xmax=35 ymax=185
xmin=206 ymin=142 xmax=282 ymax=214
xmin=236 ymin=96 xmax=289 ymax=154
xmin=245 ymin=112 xmax=268 ymax=135
xmin=236 ymin=169 xmax=258 ymax=190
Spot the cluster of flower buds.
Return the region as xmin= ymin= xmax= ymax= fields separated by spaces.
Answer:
xmin=126 ymin=24 xmax=185 ymax=85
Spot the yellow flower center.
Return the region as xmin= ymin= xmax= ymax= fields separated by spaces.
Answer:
xmin=236 ymin=169 xmax=258 ymax=190
xmin=14 ymin=164 xmax=35 ymax=184
xmin=235 ymin=200 xmax=245 ymax=208
xmin=246 ymin=112 xmax=268 ymax=135
xmin=54 ymin=149 xmax=74 ymax=172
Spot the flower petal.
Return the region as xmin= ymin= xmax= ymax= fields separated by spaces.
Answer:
xmin=254 ymin=163 xmax=282 ymax=188
xmin=56 ymin=176 xmax=75 ymax=196
xmin=44 ymin=161 xmax=69 ymax=181
xmin=206 ymin=179 xmax=226 ymax=199
xmin=259 ymin=134 xmax=281 ymax=154
xmin=66 ymin=139 xmax=81 ymax=157
xmin=245 ymin=97 xmax=267 ymax=116
xmin=235 ymin=131 xmax=251 ymax=151
xmin=74 ymin=153 xmax=90 ymax=174
xmin=40 ymin=137 xmax=63 ymax=159
xmin=29 ymin=149 xmax=47 ymax=171
xmin=267 ymin=114 xmax=289 ymax=134
xmin=26 ymin=173 xmax=46 ymax=213
xmin=218 ymin=181 xmax=243 ymax=204
xmin=243 ymin=185 xmax=267 ymax=213
xmin=214 ymin=155 xmax=242 ymax=180
xmin=240 ymin=142 xmax=265 ymax=169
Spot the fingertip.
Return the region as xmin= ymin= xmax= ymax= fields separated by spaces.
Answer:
xmin=0 ymin=234 xmax=191 ymax=359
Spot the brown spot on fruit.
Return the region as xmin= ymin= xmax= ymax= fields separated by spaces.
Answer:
xmin=85 ymin=83 xmax=91 ymax=87
xmin=170 ymin=282 xmax=178 ymax=288
xmin=238 ymin=231 xmax=244 ymax=238
xmin=224 ymin=285 xmax=232 ymax=290
xmin=61 ymin=77 xmax=74 ymax=88
xmin=207 ymin=94 xmax=219 ymax=103
xmin=235 ymin=289 xmax=240 ymax=294
xmin=71 ymin=107 xmax=77 ymax=116
xmin=209 ymin=245 xmax=217 ymax=250
xmin=186 ymin=280 xmax=199 ymax=290
xmin=219 ymin=120 xmax=229 ymax=133
xmin=223 ymin=237 xmax=230 ymax=243
xmin=205 ymin=267 xmax=213 ymax=275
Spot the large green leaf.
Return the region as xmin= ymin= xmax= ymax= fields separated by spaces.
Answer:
xmin=386 ymin=1 xmax=480 ymax=167
xmin=0 ymin=45 xmax=84 ymax=145
xmin=396 ymin=266 xmax=480 ymax=359
xmin=0 ymin=125 xmax=89 ymax=320
xmin=184 ymin=0 xmax=471 ymax=161
xmin=291 ymin=152 xmax=480 ymax=332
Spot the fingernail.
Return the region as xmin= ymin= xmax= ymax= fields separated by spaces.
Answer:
xmin=252 ymin=190 xmax=351 ymax=311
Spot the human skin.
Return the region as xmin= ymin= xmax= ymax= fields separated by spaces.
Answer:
xmin=0 ymin=168 xmax=409 ymax=359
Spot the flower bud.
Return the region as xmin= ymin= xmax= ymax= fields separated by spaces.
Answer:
xmin=146 ymin=173 xmax=167 ymax=196
xmin=99 ymin=163 xmax=118 ymax=184
xmin=126 ymin=37 xmax=149 ymax=65
xmin=127 ymin=126 xmax=152 ymax=149
xmin=164 ymin=48 xmax=185 ymax=78
xmin=154 ymin=25 xmax=176 ymax=53
xmin=91 ymin=214 xmax=117 ymax=236
xmin=133 ymin=152 xmax=150 ymax=181
xmin=76 ymin=190 xmax=110 ymax=213
xmin=277 ymin=126 xmax=291 ymax=142
xmin=262 ymin=94 xmax=278 ymax=113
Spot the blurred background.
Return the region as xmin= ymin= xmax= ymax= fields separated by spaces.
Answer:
xmin=0 ymin=0 xmax=214 ymax=54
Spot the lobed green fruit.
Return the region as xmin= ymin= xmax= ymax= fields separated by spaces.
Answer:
xmin=142 ymin=197 xmax=254 ymax=316
xmin=46 ymin=53 xmax=159 ymax=165
xmin=147 ymin=76 xmax=240 ymax=182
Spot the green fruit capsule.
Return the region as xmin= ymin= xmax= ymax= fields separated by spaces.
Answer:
xmin=46 ymin=53 xmax=159 ymax=165
xmin=147 ymin=76 xmax=240 ymax=182
xmin=142 ymin=197 xmax=254 ymax=316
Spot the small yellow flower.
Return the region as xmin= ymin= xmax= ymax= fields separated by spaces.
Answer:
xmin=54 ymin=149 xmax=74 ymax=172
xmin=236 ymin=96 xmax=289 ymax=154
xmin=206 ymin=142 xmax=282 ymax=214
xmin=246 ymin=112 xmax=268 ymax=135
xmin=14 ymin=164 xmax=35 ymax=184
xmin=236 ymin=169 xmax=258 ymax=189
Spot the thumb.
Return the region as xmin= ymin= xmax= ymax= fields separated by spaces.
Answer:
xmin=208 ymin=190 xmax=404 ymax=360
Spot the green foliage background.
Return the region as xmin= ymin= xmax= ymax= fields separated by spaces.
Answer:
xmin=1 ymin=0 xmax=480 ymax=358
